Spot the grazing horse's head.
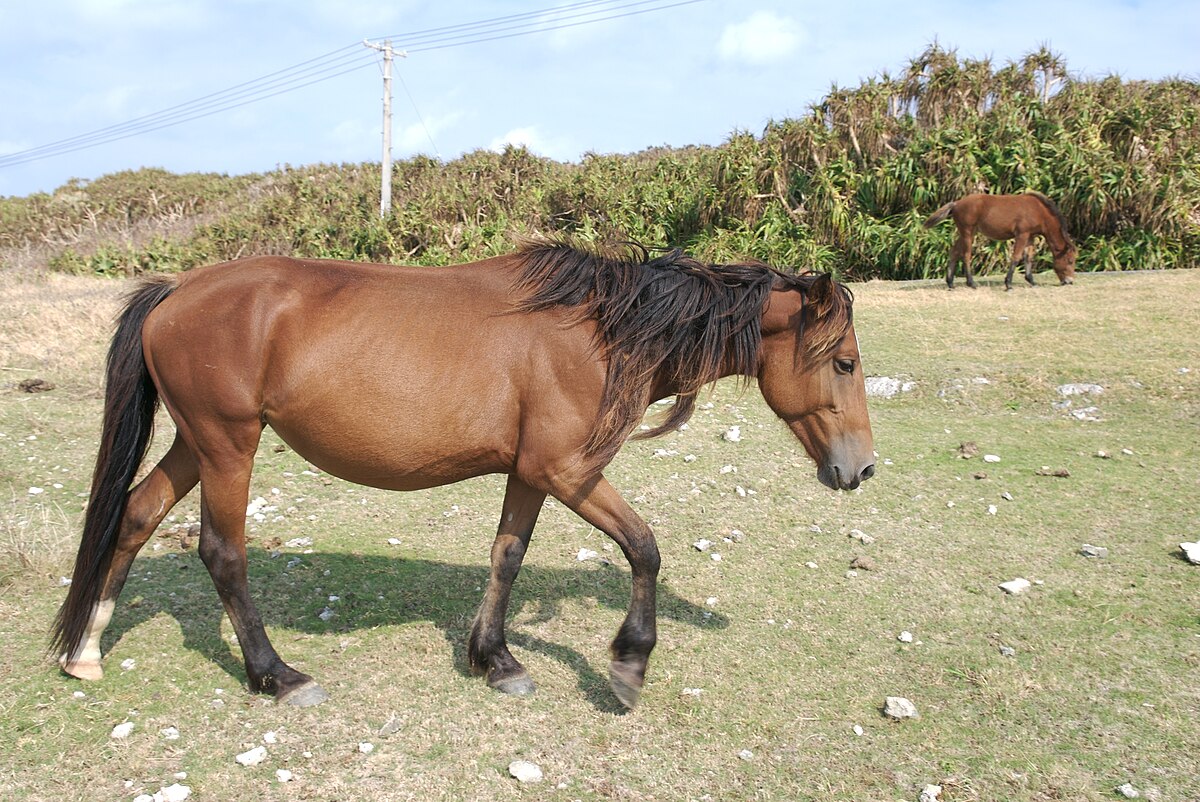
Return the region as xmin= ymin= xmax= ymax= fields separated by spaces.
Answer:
xmin=756 ymin=274 xmax=875 ymax=491
xmin=1053 ymin=243 xmax=1077 ymax=285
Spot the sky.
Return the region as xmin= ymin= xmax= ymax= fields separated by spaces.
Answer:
xmin=1 ymin=0 xmax=1197 ymax=198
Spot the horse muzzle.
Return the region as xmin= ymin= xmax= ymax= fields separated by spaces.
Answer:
xmin=817 ymin=459 xmax=876 ymax=491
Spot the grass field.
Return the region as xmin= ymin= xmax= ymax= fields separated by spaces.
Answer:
xmin=1 ymin=266 xmax=1198 ymax=801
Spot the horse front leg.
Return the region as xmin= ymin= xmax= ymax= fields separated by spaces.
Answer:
xmin=945 ymin=236 xmax=965 ymax=289
xmin=195 ymin=441 xmax=327 ymax=706
xmin=468 ymin=475 xmax=546 ymax=695
xmin=961 ymin=229 xmax=979 ymax=288
xmin=1007 ymin=233 xmax=1031 ymax=290
xmin=551 ymin=475 xmax=659 ymax=709
xmin=60 ymin=435 xmax=199 ymax=680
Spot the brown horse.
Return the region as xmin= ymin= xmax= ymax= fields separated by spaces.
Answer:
xmin=51 ymin=240 xmax=874 ymax=709
xmin=923 ymin=192 xmax=1077 ymax=290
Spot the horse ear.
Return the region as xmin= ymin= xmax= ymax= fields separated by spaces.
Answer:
xmin=805 ymin=273 xmax=835 ymax=319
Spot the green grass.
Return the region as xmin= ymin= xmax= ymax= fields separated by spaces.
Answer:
xmin=1 ymin=269 xmax=1198 ymax=801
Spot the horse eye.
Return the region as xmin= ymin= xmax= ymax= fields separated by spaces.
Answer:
xmin=834 ymin=358 xmax=856 ymax=375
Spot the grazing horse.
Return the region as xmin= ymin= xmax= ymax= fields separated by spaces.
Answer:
xmin=923 ymin=192 xmax=1077 ymax=290
xmin=51 ymin=240 xmax=875 ymax=709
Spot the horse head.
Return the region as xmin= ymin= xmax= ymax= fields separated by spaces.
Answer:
xmin=1053 ymin=243 xmax=1077 ymax=285
xmin=756 ymin=274 xmax=875 ymax=490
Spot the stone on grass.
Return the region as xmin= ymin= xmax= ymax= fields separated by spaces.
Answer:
xmin=110 ymin=721 xmax=134 ymax=739
xmin=999 ymin=578 xmax=1032 ymax=595
xmin=1116 ymin=782 xmax=1140 ymax=798
xmin=1180 ymin=542 xmax=1200 ymax=565
xmin=999 ymin=646 xmax=1016 ymax=657
xmin=1058 ymin=383 xmax=1104 ymax=396
xmin=1081 ymin=544 xmax=1109 ymax=558
xmin=882 ymin=696 xmax=919 ymax=719
xmin=358 ymin=742 xmax=375 ymax=754
xmin=275 ymin=769 xmax=293 ymax=783
xmin=576 ymin=548 xmax=598 ymax=562
xmin=236 ymin=746 xmax=267 ymax=767
xmin=738 ymin=749 xmax=754 ymax=761
xmin=849 ymin=555 xmax=876 ymax=571
xmin=852 ymin=724 xmax=864 ymax=736
xmin=158 ymin=784 xmax=191 ymax=802
xmin=692 ymin=539 xmax=712 ymax=552
xmin=898 ymin=631 xmax=914 ymax=643
xmin=865 ymin=376 xmax=915 ymax=398
xmin=983 ymin=454 xmax=1001 ymax=464
xmin=508 ymin=760 xmax=543 ymax=783
xmin=120 ymin=658 xmax=136 ymax=671
xmin=849 ymin=528 xmax=875 ymax=545
xmin=723 ymin=425 xmax=742 ymax=442
xmin=160 ymin=726 xmax=180 ymax=740
xmin=919 ymin=784 xmax=942 ymax=802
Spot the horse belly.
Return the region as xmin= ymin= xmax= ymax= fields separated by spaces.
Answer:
xmin=265 ymin=365 xmax=521 ymax=491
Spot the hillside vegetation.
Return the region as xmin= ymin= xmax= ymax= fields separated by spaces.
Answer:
xmin=2 ymin=45 xmax=1198 ymax=279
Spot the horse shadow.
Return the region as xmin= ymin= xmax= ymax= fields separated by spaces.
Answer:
xmin=101 ymin=548 xmax=726 ymax=713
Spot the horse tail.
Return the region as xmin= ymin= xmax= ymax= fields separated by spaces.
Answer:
xmin=50 ymin=276 xmax=177 ymax=661
xmin=923 ymin=201 xmax=955 ymax=228
xmin=1027 ymin=191 xmax=1074 ymax=247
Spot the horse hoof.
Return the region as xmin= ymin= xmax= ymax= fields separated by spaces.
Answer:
xmin=609 ymin=661 xmax=643 ymax=709
xmin=279 ymin=681 xmax=330 ymax=707
xmin=61 ymin=660 xmax=103 ymax=681
xmin=490 ymin=672 xmax=536 ymax=696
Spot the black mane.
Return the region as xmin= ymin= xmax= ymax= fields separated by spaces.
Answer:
xmin=513 ymin=239 xmax=851 ymax=470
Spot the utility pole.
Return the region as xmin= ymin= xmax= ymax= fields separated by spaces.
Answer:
xmin=363 ymin=39 xmax=406 ymax=218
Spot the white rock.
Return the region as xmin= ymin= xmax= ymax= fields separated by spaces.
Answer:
xmin=134 ymin=795 xmax=154 ymax=802
xmin=276 ymin=769 xmax=293 ymax=783
xmin=386 ymin=537 xmax=402 ymax=545
xmin=710 ymin=553 xmax=722 ymax=562
xmin=987 ymin=504 xmax=998 ymax=515
xmin=719 ymin=464 xmax=737 ymax=474
xmin=919 ymin=784 xmax=943 ymax=802
xmin=864 ymin=376 xmax=915 ymax=398
xmin=245 ymin=497 xmax=268 ymax=516
xmin=285 ymin=537 xmax=313 ymax=548
xmin=692 ymin=539 xmax=712 ymax=552
xmin=110 ymin=721 xmax=134 ymax=739
xmin=576 ymin=548 xmax=598 ymax=561
xmin=683 ymin=454 xmax=697 ymax=462
xmin=852 ymin=724 xmax=864 ymax=736
xmin=28 ymin=486 xmax=44 ymax=495
xmin=508 ymin=760 xmax=543 ymax=783
xmin=73 ymin=691 xmax=86 ymax=699
xmin=358 ymin=742 xmax=375 ymax=753
xmin=59 ymin=576 xmax=72 ymax=586
xmin=738 ymin=749 xmax=754 ymax=761
xmin=235 ymin=745 xmax=267 ymax=766
xmin=681 ymin=687 xmax=703 ymax=697
xmin=1081 ymin=544 xmax=1109 ymax=558
xmin=849 ymin=528 xmax=875 ymax=545
xmin=1180 ymin=542 xmax=1200 ymax=565
xmin=120 ymin=658 xmax=136 ymax=671
xmin=1001 ymin=491 xmax=1014 ymax=501
xmin=262 ymin=731 xmax=278 ymax=744
xmin=1116 ymin=782 xmax=1140 ymax=799
xmin=723 ymin=426 xmax=742 ymax=442
xmin=804 ymin=561 xmax=818 ymax=569
xmin=159 ymin=784 xmax=192 ymax=802
xmin=705 ymin=597 xmax=718 ymax=606
xmin=999 ymin=578 xmax=1032 ymax=595
xmin=883 ymin=696 xmax=919 ymax=719
xmin=160 ymin=726 xmax=180 ymax=740
xmin=898 ymin=631 xmax=914 ymax=643
xmin=983 ymin=454 xmax=1001 ymax=463
xmin=1058 ymin=383 xmax=1104 ymax=396
xmin=318 ymin=607 xmax=335 ymax=621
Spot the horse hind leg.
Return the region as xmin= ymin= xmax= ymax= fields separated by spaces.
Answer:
xmin=468 ymin=475 xmax=546 ymax=695
xmin=193 ymin=431 xmax=327 ymax=706
xmin=61 ymin=435 xmax=199 ymax=680
xmin=946 ymin=235 xmax=968 ymax=289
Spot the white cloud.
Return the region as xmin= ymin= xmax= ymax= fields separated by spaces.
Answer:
xmin=396 ymin=111 xmax=463 ymax=156
xmin=718 ymin=11 xmax=806 ymax=65
xmin=489 ymin=127 xmax=542 ymax=153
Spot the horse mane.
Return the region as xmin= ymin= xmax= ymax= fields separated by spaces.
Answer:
xmin=1027 ymin=191 xmax=1075 ymax=249
xmin=513 ymin=238 xmax=852 ymax=471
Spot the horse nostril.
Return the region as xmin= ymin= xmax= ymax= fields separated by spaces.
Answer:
xmin=860 ymin=464 xmax=876 ymax=482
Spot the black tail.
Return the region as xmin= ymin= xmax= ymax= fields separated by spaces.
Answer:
xmin=922 ymin=201 xmax=955 ymax=228
xmin=50 ymin=277 xmax=177 ymax=660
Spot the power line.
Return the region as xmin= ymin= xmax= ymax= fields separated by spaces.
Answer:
xmin=0 ymin=0 xmax=708 ymax=169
